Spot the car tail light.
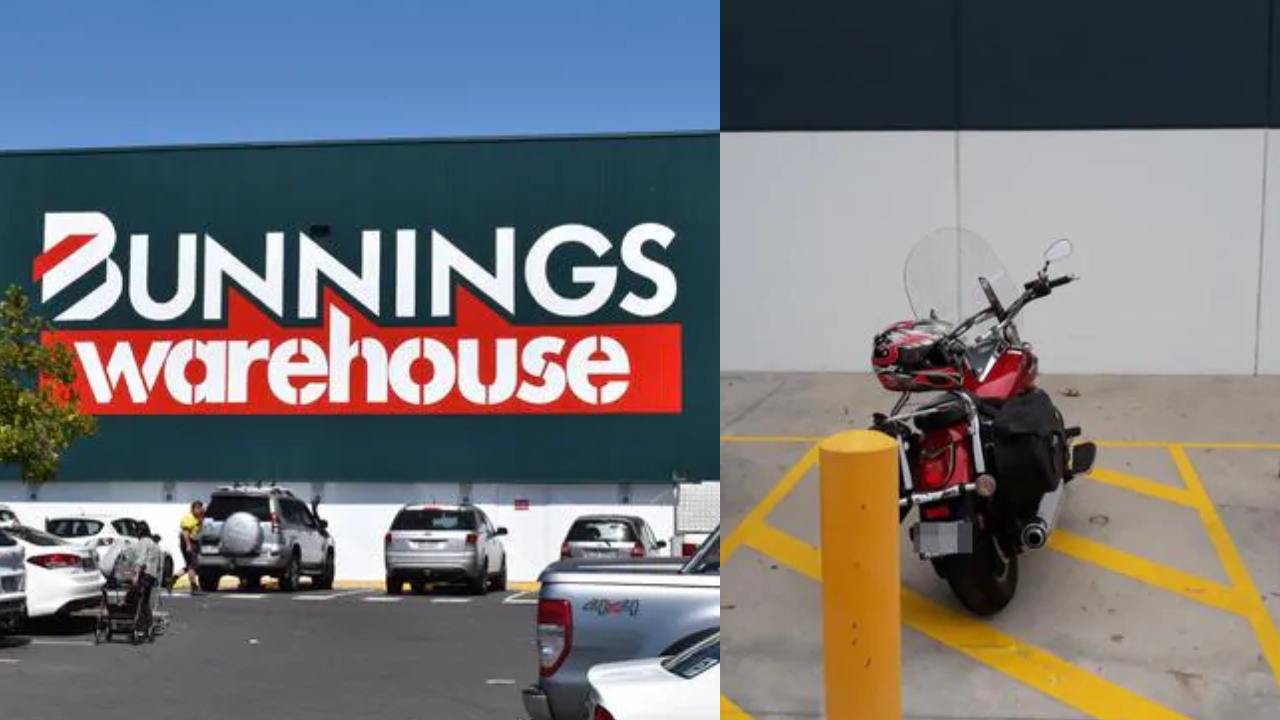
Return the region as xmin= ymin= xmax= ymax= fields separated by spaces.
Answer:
xmin=384 ymin=532 xmax=392 ymax=545
xmin=536 ymin=598 xmax=572 ymax=677
xmin=28 ymin=553 xmax=83 ymax=570
xmin=560 ymin=542 xmax=570 ymax=559
xmin=465 ymin=533 xmax=478 ymax=546
xmin=681 ymin=542 xmax=698 ymax=557
xmin=593 ymin=706 xmax=616 ymax=720
xmin=269 ymin=512 xmax=282 ymax=533
xmin=630 ymin=541 xmax=644 ymax=558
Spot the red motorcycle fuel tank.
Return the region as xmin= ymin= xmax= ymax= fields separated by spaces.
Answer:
xmin=967 ymin=347 xmax=1038 ymax=401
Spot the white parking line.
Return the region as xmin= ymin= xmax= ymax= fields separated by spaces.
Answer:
xmin=29 ymin=639 xmax=94 ymax=647
xmin=430 ymin=597 xmax=472 ymax=604
xmin=503 ymin=591 xmax=537 ymax=605
xmin=362 ymin=596 xmax=402 ymax=603
xmin=295 ymin=588 xmax=373 ymax=601
xmin=222 ymin=594 xmax=266 ymax=600
xmin=0 ymin=658 xmax=19 ymax=664
xmin=485 ymin=678 xmax=516 ymax=685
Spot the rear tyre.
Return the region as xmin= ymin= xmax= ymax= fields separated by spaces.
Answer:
xmin=316 ymin=550 xmax=336 ymax=590
xmin=940 ymin=532 xmax=1018 ymax=617
xmin=491 ymin=558 xmax=508 ymax=592
xmin=468 ymin=568 xmax=487 ymax=596
xmin=279 ymin=551 xmax=301 ymax=593
xmin=386 ymin=574 xmax=403 ymax=595
xmin=197 ymin=572 xmax=222 ymax=593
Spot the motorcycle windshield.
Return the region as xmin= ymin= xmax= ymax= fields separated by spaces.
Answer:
xmin=903 ymin=228 xmax=1018 ymax=333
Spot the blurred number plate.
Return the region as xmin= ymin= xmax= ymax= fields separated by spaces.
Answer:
xmin=912 ymin=520 xmax=973 ymax=558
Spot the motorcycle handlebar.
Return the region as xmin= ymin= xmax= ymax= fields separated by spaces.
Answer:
xmin=1049 ymin=274 xmax=1075 ymax=289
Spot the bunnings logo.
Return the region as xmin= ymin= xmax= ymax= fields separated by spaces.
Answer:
xmin=34 ymin=212 xmax=682 ymax=415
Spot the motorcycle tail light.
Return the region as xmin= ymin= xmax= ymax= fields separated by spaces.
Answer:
xmin=537 ymin=598 xmax=573 ymax=677
xmin=922 ymin=505 xmax=952 ymax=520
xmin=918 ymin=445 xmax=955 ymax=489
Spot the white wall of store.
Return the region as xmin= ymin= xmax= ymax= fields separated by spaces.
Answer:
xmin=0 ymin=481 xmax=681 ymax=584
xmin=721 ymin=129 xmax=1280 ymax=374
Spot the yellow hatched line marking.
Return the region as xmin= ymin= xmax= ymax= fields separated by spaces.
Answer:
xmin=1048 ymin=529 xmax=1240 ymax=613
xmin=743 ymin=522 xmax=820 ymax=579
xmin=720 ymin=434 xmax=825 ymax=444
xmin=741 ymin=521 xmax=1189 ymax=720
xmin=1170 ymin=445 xmax=1280 ymax=692
xmin=1085 ymin=467 xmax=1196 ymax=508
xmin=723 ymin=444 xmax=818 ymax=560
xmin=900 ymin=588 xmax=1191 ymax=720
xmin=720 ymin=694 xmax=753 ymax=719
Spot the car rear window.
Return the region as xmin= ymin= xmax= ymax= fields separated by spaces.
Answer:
xmin=5 ymin=526 xmax=67 ymax=547
xmin=47 ymin=519 xmax=104 ymax=538
xmin=206 ymin=496 xmax=272 ymax=521
xmin=567 ymin=519 xmax=636 ymax=542
xmin=391 ymin=509 xmax=476 ymax=531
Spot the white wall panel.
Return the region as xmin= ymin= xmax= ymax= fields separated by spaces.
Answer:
xmin=721 ymin=129 xmax=1271 ymax=374
xmin=959 ymin=129 xmax=1264 ymax=374
xmin=720 ymin=132 xmax=957 ymax=371
xmin=1254 ymin=131 xmax=1280 ymax=373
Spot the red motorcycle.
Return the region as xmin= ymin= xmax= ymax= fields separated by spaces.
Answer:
xmin=870 ymin=229 xmax=1096 ymax=615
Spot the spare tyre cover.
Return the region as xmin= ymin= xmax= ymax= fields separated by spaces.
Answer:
xmin=220 ymin=511 xmax=264 ymax=556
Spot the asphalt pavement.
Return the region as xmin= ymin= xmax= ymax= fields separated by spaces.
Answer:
xmin=0 ymin=584 xmax=540 ymax=720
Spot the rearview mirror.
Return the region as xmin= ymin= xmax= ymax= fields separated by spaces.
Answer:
xmin=1044 ymin=238 xmax=1073 ymax=263
xmin=495 ymin=527 xmax=508 ymax=537
xmin=656 ymin=540 xmax=668 ymax=549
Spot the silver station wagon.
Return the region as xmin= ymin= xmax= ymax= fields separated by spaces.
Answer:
xmin=559 ymin=515 xmax=668 ymax=560
xmin=383 ymin=504 xmax=508 ymax=595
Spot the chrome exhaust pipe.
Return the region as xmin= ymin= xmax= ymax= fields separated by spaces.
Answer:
xmin=1021 ymin=483 xmax=1065 ymax=550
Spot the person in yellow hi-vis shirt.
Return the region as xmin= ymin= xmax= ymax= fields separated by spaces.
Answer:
xmin=178 ymin=501 xmax=205 ymax=594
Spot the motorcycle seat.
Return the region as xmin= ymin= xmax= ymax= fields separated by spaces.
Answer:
xmin=913 ymin=396 xmax=969 ymax=431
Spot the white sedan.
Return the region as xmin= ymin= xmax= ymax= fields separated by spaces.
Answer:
xmin=585 ymin=633 xmax=720 ymax=720
xmin=3 ymin=526 xmax=104 ymax=618
xmin=0 ymin=531 xmax=24 ymax=633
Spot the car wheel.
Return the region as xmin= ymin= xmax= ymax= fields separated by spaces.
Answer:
xmin=386 ymin=574 xmax=402 ymax=595
xmin=316 ymin=550 xmax=335 ymax=590
xmin=491 ymin=558 xmax=508 ymax=592
xmin=468 ymin=568 xmax=487 ymax=596
xmin=279 ymin=551 xmax=301 ymax=592
xmin=197 ymin=572 xmax=222 ymax=593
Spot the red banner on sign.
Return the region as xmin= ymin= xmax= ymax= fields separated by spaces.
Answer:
xmin=46 ymin=287 xmax=682 ymax=416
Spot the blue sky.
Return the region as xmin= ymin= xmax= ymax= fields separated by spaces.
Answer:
xmin=0 ymin=2 xmax=719 ymax=150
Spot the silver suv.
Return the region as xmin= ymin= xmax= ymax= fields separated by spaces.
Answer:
xmin=384 ymin=504 xmax=507 ymax=595
xmin=196 ymin=486 xmax=335 ymax=592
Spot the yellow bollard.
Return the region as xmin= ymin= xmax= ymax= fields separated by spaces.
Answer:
xmin=819 ymin=429 xmax=901 ymax=720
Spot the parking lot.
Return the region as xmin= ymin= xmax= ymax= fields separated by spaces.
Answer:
xmin=0 ymin=583 xmax=539 ymax=720
xmin=720 ymin=373 xmax=1280 ymax=720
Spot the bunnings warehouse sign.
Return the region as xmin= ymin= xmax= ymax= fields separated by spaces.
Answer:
xmin=0 ymin=134 xmax=716 ymax=482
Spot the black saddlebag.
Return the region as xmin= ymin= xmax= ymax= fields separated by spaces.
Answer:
xmin=991 ymin=389 xmax=1067 ymax=518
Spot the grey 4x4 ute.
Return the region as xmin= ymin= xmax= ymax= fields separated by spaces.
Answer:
xmin=197 ymin=486 xmax=335 ymax=592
